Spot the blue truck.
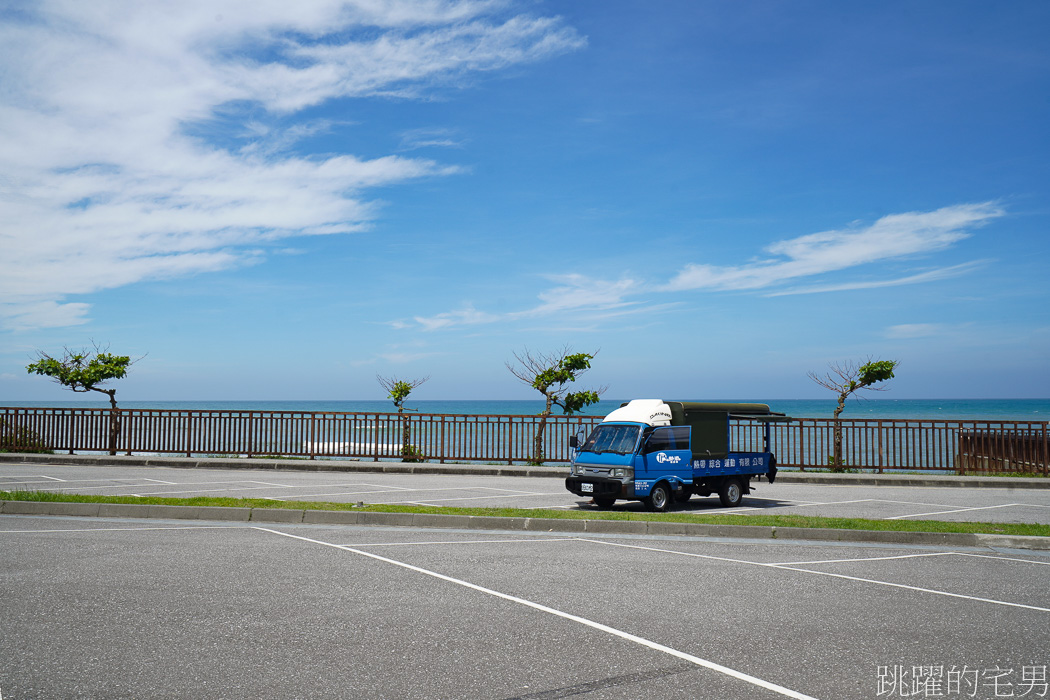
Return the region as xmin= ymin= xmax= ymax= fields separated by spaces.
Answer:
xmin=565 ymin=399 xmax=789 ymax=511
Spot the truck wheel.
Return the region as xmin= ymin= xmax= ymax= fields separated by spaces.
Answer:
xmin=593 ymin=495 xmax=616 ymax=509
xmin=719 ymin=478 xmax=743 ymax=507
xmin=645 ymin=483 xmax=672 ymax=512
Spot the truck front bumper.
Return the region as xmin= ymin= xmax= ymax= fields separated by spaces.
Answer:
xmin=565 ymin=476 xmax=628 ymax=499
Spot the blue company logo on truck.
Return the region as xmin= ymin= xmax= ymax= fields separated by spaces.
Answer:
xmin=565 ymin=399 xmax=787 ymax=512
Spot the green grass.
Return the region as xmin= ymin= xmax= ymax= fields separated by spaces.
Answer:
xmin=2 ymin=489 xmax=1048 ymax=538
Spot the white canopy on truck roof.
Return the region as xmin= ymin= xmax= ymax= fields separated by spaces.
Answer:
xmin=601 ymin=399 xmax=672 ymax=426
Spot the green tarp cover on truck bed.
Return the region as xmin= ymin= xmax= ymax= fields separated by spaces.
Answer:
xmin=664 ymin=401 xmax=788 ymax=461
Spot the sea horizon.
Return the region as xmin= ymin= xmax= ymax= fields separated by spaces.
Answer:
xmin=3 ymin=398 xmax=1049 ymax=421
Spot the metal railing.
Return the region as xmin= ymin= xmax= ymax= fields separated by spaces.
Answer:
xmin=1 ymin=407 xmax=1047 ymax=474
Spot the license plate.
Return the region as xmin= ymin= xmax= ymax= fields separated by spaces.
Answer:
xmin=581 ymin=483 xmax=593 ymax=493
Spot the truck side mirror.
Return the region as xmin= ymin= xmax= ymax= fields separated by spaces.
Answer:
xmin=569 ymin=435 xmax=578 ymax=448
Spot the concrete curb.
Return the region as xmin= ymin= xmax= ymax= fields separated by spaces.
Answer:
xmin=773 ymin=473 xmax=1050 ymax=489
xmin=0 ymin=452 xmax=567 ymax=480
xmin=3 ymin=451 xmax=1047 ymax=488
xmin=3 ymin=499 xmax=1047 ymax=550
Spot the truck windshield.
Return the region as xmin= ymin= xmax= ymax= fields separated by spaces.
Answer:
xmin=580 ymin=424 xmax=641 ymax=455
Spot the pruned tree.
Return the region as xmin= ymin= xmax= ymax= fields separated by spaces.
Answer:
xmin=376 ymin=375 xmax=429 ymax=462
xmin=506 ymin=346 xmax=606 ymax=464
xmin=808 ymin=358 xmax=898 ymax=470
xmin=26 ymin=344 xmax=138 ymax=456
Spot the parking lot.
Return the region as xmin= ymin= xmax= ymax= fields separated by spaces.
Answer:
xmin=3 ymin=461 xmax=1049 ymax=699
xmin=2 ymin=513 xmax=1048 ymax=699
xmin=2 ymin=462 xmax=1049 ymax=524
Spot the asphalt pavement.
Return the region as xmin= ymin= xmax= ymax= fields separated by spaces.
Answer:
xmin=2 ymin=514 xmax=1048 ymax=699
xmin=3 ymin=454 xmax=1049 ymax=698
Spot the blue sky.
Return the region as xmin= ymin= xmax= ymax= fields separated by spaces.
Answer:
xmin=2 ymin=0 xmax=1048 ymax=402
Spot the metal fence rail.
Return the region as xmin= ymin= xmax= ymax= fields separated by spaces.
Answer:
xmin=1 ymin=407 xmax=1047 ymax=474
xmin=760 ymin=418 xmax=1049 ymax=474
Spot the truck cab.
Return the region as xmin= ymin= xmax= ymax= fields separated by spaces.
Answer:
xmin=565 ymin=399 xmax=787 ymax=511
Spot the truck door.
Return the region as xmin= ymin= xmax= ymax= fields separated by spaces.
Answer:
xmin=640 ymin=426 xmax=691 ymax=481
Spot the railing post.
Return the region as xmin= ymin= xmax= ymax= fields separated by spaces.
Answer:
xmin=68 ymin=409 xmax=75 ymax=455
xmin=1042 ymin=423 xmax=1048 ymax=477
xmin=877 ymin=421 xmax=884 ymax=474
xmin=309 ymin=413 xmax=316 ymax=460
xmin=247 ymin=411 xmax=254 ymax=459
xmin=798 ymin=420 xmax=806 ymax=472
xmin=120 ymin=409 xmax=129 ymax=456
xmin=440 ymin=416 xmax=446 ymax=464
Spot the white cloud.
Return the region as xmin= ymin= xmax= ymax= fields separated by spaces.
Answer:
xmin=663 ymin=203 xmax=1003 ymax=292
xmin=413 ymin=304 xmax=501 ymax=331
xmin=408 ymin=274 xmax=638 ymax=331
xmin=402 ymin=203 xmax=1004 ymax=332
xmin=399 ymin=127 xmax=465 ymax=151
xmin=0 ymin=300 xmax=93 ymax=333
xmin=512 ymin=274 xmax=639 ymax=317
xmin=0 ymin=1 xmax=584 ymax=331
xmin=765 ymin=261 xmax=990 ymax=297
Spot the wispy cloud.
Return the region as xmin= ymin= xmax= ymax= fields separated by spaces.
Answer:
xmin=408 ymin=274 xmax=639 ymax=331
xmin=401 ymin=203 xmax=1003 ymax=332
xmin=512 ymin=274 xmax=640 ymax=317
xmin=413 ymin=304 xmax=502 ymax=331
xmin=0 ymin=1 xmax=584 ymax=331
xmin=663 ymin=202 xmax=1003 ymax=292
xmin=399 ymin=127 xmax=466 ymax=151
xmin=765 ymin=260 xmax=991 ymax=297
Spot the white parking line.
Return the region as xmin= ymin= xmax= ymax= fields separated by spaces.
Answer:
xmin=0 ymin=475 xmax=66 ymax=482
xmin=885 ymin=504 xmax=1019 ymax=520
xmin=403 ymin=493 xmax=555 ymax=506
xmin=255 ymin=527 xmax=819 ymax=700
xmin=285 ymin=485 xmax=530 ymax=500
xmin=42 ymin=479 xmax=285 ymax=493
xmin=953 ymin=552 xmax=1050 ymax=567
xmin=106 ymin=481 xmax=404 ymax=497
xmin=722 ymin=497 xmax=900 ymax=515
xmin=344 ymin=537 xmax=578 ymax=548
xmin=769 ymin=552 xmax=956 ymax=566
xmin=772 ymin=564 xmax=1050 ymax=612
xmin=582 ymin=539 xmax=1050 ymax=613
xmin=0 ymin=525 xmax=241 ymax=534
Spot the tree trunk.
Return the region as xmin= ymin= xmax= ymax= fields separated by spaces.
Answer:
xmin=532 ymin=394 xmax=554 ymax=464
xmin=399 ymin=407 xmax=412 ymax=461
xmin=832 ymin=393 xmax=847 ymax=470
xmin=104 ymin=389 xmax=120 ymax=456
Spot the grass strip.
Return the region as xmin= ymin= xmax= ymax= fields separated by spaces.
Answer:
xmin=3 ymin=489 xmax=1048 ymax=538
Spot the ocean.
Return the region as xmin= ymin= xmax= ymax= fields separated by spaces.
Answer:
xmin=3 ymin=398 xmax=1049 ymax=421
